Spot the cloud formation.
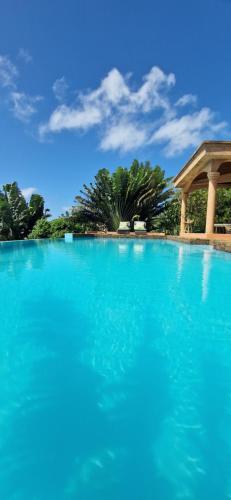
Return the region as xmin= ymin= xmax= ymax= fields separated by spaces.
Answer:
xmin=52 ymin=76 xmax=69 ymax=101
xmin=22 ymin=187 xmax=37 ymax=199
xmin=10 ymin=91 xmax=42 ymax=122
xmin=18 ymin=48 xmax=32 ymax=64
xmin=0 ymin=55 xmax=18 ymax=88
xmin=175 ymin=93 xmax=197 ymax=107
xmin=0 ymin=57 xmax=228 ymax=157
xmin=151 ymin=108 xmax=227 ymax=156
xmin=40 ymin=66 xmax=227 ymax=156
xmin=0 ymin=53 xmax=41 ymax=122
xmin=40 ymin=67 xmax=174 ymax=136
xmin=100 ymin=120 xmax=149 ymax=153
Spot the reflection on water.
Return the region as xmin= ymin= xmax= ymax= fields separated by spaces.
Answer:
xmin=118 ymin=244 xmax=128 ymax=255
xmin=133 ymin=243 xmax=144 ymax=255
xmin=0 ymin=240 xmax=49 ymax=278
xmin=0 ymin=239 xmax=231 ymax=499
xmin=177 ymin=245 xmax=184 ymax=281
xmin=201 ymin=248 xmax=212 ymax=302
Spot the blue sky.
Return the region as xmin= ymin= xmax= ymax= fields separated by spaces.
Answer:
xmin=0 ymin=0 xmax=231 ymax=216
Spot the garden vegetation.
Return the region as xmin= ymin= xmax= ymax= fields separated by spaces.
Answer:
xmin=1 ymin=163 xmax=231 ymax=241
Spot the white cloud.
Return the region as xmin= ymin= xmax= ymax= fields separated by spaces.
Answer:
xmin=10 ymin=91 xmax=42 ymax=122
xmin=39 ymin=103 xmax=102 ymax=138
xmin=22 ymin=187 xmax=37 ymax=200
xmin=100 ymin=121 xmax=148 ymax=152
xmin=0 ymin=55 xmax=18 ymax=88
xmin=39 ymin=66 xmax=177 ymax=144
xmin=99 ymin=68 xmax=130 ymax=104
xmin=18 ymin=48 xmax=32 ymax=64
xmin=175 ymin=94 xmax=197 ymax=107
xmin=40 ymin=67 xmax=175 ymax=137
xmin=151 ymin=108 xmax=227 ymax=156
xmin=0 ymin=53 xmax=43 ymax=124
xmin=40 ymin=66 xmax=227 ymax=155
xmin=52 ymin=76 xmax=68 ymax=101
xmin=0 ymin=57 xmax=225 ymax=157
xmin=128 ymin=66 xmax=175 ymax=113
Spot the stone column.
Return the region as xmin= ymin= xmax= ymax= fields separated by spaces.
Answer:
xmin=180 ymin=191 xmax=188 ymax=235
xmin=205 ymin=171 xmax=220 ymax=234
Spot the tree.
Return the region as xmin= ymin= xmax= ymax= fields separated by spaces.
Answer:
xmin=155 ymin=188 xmax=231 ymax=234
xmin=3 ymin=182 xmax=29 ymax=239
xmin=0 ymin=192 xmax=13 ymax=240
xmin=28 ymin=217 xmax=85 ymax=240
xmin=153 ymin=193 xmax=181 ymax=235
xmin=0 ymin=183 xmax=49 ymax=241
xmin=216 ymin=188 xmax=231 ymax=222
xmin=75 ymin=161 xmax=173 ymax=231
xmin=49 ymin=217 xmax=84 ymax=238
xmin=28 ymin=218 xmax=51 ymax=239
xmin=28 ymin=194 xmax=50 ymax=232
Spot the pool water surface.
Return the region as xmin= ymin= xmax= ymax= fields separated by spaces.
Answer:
xmin=0 ymin=238 xmax=231 ymax=500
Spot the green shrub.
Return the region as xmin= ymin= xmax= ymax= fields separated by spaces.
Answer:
xmin=28 ymin=218 xmax=51 ymax=239
xmin=49 ymin=217 xmax=85 ymax=238
xmin=153 ymin=195 xmax=180 ymax=234
xmin=28 ymin=216 xmax=85 ymax=240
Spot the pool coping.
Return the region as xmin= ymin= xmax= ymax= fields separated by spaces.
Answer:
xmin=1 ymin=233 xmax=231 ymax=254
xmin=73 ymin=231 xmax=231 ymax=253
xmin=75 ymin=231 xmax=166 ymax=239
xmin=74 ymin=232 xmax=231 ymax=253
xmin=166 ymin=235 xmax=231 ymax=253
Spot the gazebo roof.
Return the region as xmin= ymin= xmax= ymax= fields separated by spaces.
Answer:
xmin=174 ymin=141 xmax=231 ymax=191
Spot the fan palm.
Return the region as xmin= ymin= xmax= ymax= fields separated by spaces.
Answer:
xmin=75 ymin=160 xmax=173 ymax=231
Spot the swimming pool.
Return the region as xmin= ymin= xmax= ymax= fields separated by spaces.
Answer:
xmin=0 ymin=238 xmax=231 ymax=500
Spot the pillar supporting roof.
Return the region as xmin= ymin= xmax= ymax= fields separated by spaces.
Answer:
xmin=174 ymin=141 xmax=231 ymax=192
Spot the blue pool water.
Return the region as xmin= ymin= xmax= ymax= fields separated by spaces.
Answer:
xmin=0 ymin=238 xmax=231 ymax=500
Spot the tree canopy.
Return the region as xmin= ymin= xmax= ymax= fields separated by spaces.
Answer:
xmin=155 ymin=188 xmax=231 ymax=234
xmin=74 ymin=160 xmax=173 ymax=231
xmin=2 ymin=173 xmax=231 ymax=241
xmin=0 ymin=182 xmax=49 ymax=241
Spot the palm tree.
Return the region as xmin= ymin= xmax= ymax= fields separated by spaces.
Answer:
xmin=28 ymin=194 xmax=50 ymax=232
xmin=3 ymin=182 xmax=29 ymax=239
xmin=0 ymin=182 xmax=49 ymax=240
xmin=74 ymin=160 xmax=173 ymax=231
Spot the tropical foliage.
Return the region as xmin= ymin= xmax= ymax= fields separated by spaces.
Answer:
xmin=74 ymin=160 xmax=173 ymax=231
xmin=155 ymin=188 xmax=231 ymax=234
xmin=3 ymin=173 xmax=231 ymax=240
xmin=153 ymin=193 xmax=181 ymax=235
xmin=28 ymin=218 xmax=51 ymax=239
xmin=28 ymin=216 xmax=85 ymax=239
xmin=0 ymin=182 xmax=49 ymax=240
xmin=28 ymin=194 xmax=50 ymax=232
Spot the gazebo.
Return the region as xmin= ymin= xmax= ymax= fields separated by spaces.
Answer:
xmin=174 ymin=141 xmax=231 ymax=236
